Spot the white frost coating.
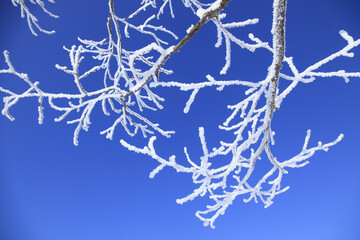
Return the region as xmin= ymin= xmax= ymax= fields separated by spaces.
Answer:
xmin=196 ymin=0 xmax=228 ymax=19
xmin=157 ymin=0 xmax=175 ymax=19
xmin=196 ymin=8 xmax=206 ymax=18
xmin=222 ymin=18 xmax=259 ymax=28
xmin=211 ymin=13 xmax=263 ymax=74
xmin=186 ymin=24 xmax=194 ymax=34
xmin=1 ymin=0 xmax=360 ymax=229
xmin=11 ymin=0 xmax=59 ymax=36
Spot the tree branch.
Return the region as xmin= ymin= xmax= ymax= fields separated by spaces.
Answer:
xmin=123 ymin=0 xmax=232 ymax=98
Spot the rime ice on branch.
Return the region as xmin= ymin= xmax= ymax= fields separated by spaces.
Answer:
xmin=11 ymin=0 xmax=59 ymax=35
xmin=1 ymin=0 xmax=360 ymax=228
xmin=121 ymin=0 xmax=360 ymax=228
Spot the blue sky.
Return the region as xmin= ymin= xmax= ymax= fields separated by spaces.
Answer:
xmin=0 ymin=0 xmax=360 ymax=239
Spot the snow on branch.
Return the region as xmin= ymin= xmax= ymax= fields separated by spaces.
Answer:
xmin=11 ymin=0 xmax=58 ymax=36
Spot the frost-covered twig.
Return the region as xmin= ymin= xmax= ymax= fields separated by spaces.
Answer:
xmin=11 ymin=0 xmax=58 ymax=35
xmin=151 ymin=74 xmax=262 ymax=113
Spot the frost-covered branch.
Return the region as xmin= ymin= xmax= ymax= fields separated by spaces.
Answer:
xmin=2 ymin=0 xmax=243 ymax=146
xmin=11 ymin=0 xmax=58 ymax=35
xmin=122 ymin=0 xmax=360 ymax=228
xmin=1 ymin=0 xmax=181 ymax=145
xmin=2 ymin=0 xmax=360 ymax=229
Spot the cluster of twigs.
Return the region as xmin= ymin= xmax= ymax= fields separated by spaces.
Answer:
xmin=1 ymin=0 xmax=360 ymax=228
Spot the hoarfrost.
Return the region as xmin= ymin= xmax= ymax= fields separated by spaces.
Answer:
xmin=2 ymin=0 xmax=360 ymax=228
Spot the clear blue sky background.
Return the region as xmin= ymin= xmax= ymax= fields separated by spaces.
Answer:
xmin=0 ymin=0 xmax=360 ymax=239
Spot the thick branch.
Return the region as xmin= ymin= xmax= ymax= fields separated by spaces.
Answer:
xmin=267 ymin=0 xmax=286 ymax=119
xmin=252 ymin=0 xmax=287 ymax=164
